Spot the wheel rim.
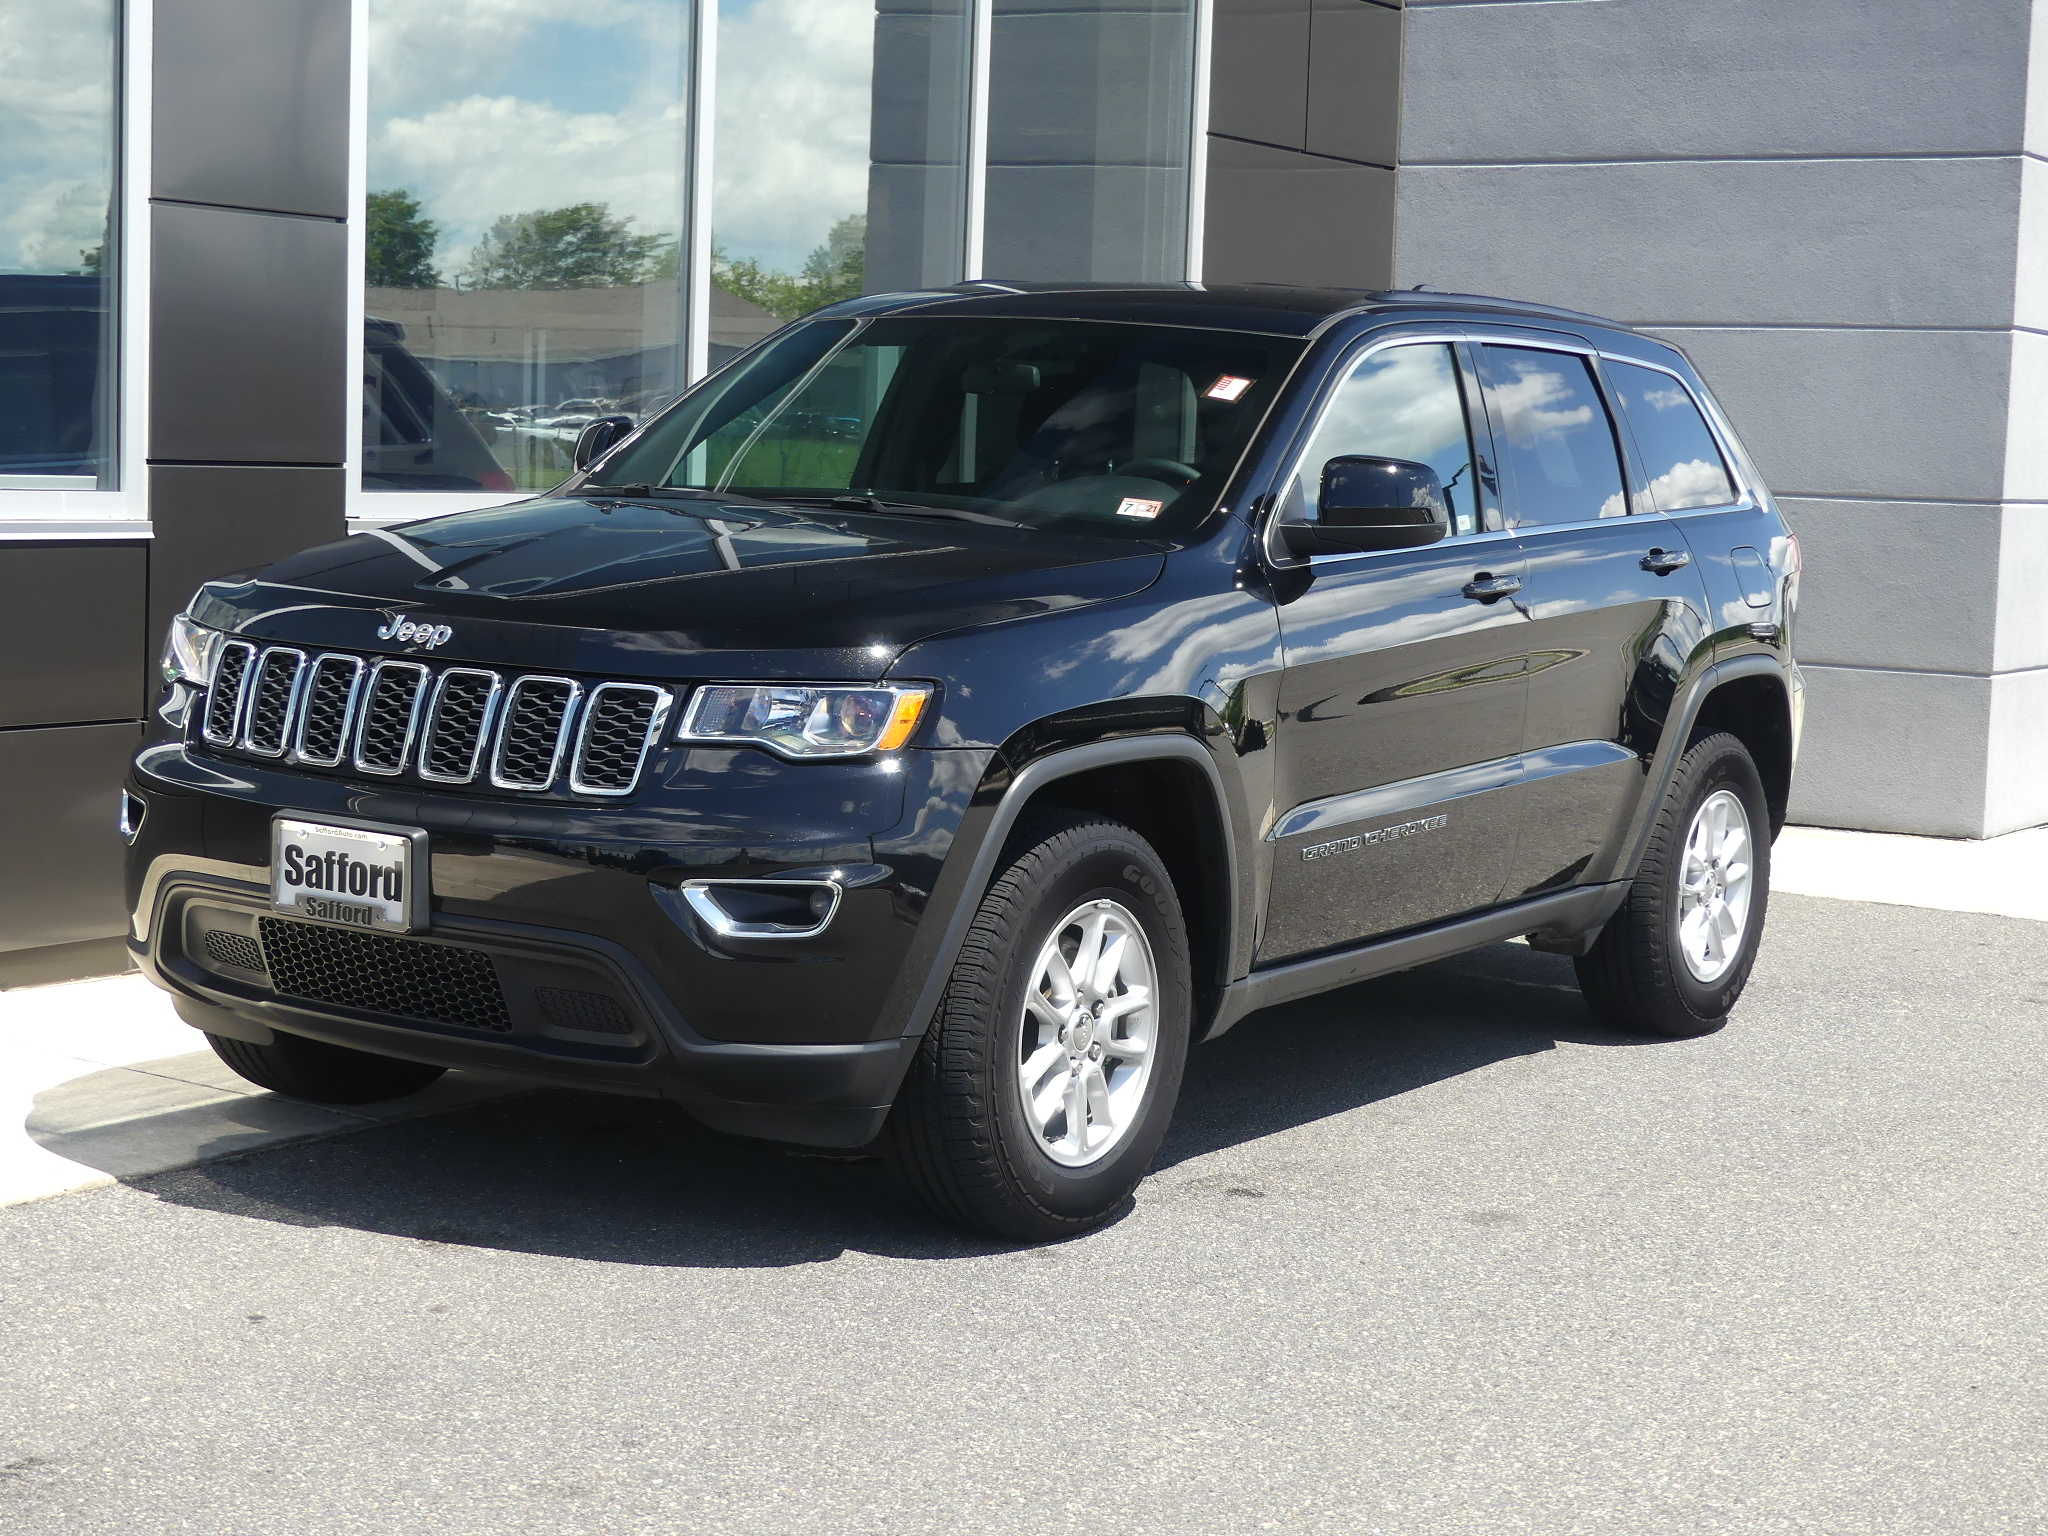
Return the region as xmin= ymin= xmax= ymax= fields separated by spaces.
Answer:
xmin=1016 ymin=898 xmax=1158 ymax=1168
xmin=1678 ymin=788 xmax=1755 ymax=984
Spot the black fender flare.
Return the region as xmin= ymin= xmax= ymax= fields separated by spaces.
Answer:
xmin=883 ymin=734 xmax=1244 ymax=1054
xmin=1616 ymin=652 xmax=1797 ymax=882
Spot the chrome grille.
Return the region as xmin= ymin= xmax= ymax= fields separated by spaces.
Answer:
xmin=570 ymin=683 xmax=671 ymax=795
xmin=195 ymin=643 xmax=671 ymax=797
xmin=292 ymin=654 xmax=364 ymax=767
xmin=202 ymin=641 xmax=257 ymax=745
xmin=352 ymin=660 xmax=429 ymax=776
xmin=491 ymin=676 xmax=580 ymax=790
xmin=241 ymin=647 xmax=306 ymax=757
xmin=419 ymin=668 xmax=500 ymax=784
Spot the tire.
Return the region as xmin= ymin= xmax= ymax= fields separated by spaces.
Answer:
xmin=206 ymin=1029 xmax=447 ymax=1105
xmin=889 ymin=810 xmax=1193 ymax=1241
xmin=1575 ymin=731 xmax=1771 ymax=1038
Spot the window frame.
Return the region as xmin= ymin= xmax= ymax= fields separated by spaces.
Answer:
xmin=0 ymin=0 xmax=152 ymax=538
xmin=1260 ymin=328 xmax=1517 ymax=569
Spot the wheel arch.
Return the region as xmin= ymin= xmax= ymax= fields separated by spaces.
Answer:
xmin=1683 ymin=664 xmax=1796 ymax=837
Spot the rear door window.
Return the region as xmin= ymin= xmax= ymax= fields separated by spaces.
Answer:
xmin=1475 ymin=345 xmax=1628 ymax=527
xmin=1605 ymin=359 xmax=1737 ymax=511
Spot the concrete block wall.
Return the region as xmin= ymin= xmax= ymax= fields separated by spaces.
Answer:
xmin=1393 ymin=0 xmax=2048 ymax=837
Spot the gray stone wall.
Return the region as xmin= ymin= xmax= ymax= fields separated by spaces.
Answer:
xmin=1394 ymin=0 xmax=2048 ymax=838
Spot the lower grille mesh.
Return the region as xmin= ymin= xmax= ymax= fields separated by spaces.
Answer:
xmin=256 ymin=917 xmax=512 ymax=1032
xmin=534 ymin=986 xmax=634 ymax=1035
xmin=202 ymin=929 xmax=267 ymax=974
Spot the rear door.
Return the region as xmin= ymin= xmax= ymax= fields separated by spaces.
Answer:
xmin=1262 ymin=335 xmax=1531 ymax=962
xmin=1469 ymin=333 xmax=1714 ymax=900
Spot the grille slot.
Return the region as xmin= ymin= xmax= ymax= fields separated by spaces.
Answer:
xmin=292 ymin=654 xmax=364 ymax=767
xmin=419 ymin=668 xmax=501 ymax=784
xmin=491 ymin=676 xmax=580 ymax=790
xmin=202 ymin=641 xmax=257 ymax=745
xmin=570 ymin=683 xmax=671 ymax=796
xmin=352 ymin=660 xmax=430 ymax=776
xmin=241 ymin=647 xmax=306 ymax=757
xmin=202 ymin=929 xmax=267 ymax=974
xmin=534 ymin=986 xmax=634 ymax=1035
xmin=256 ymin=917 xmax=512 ymax=1032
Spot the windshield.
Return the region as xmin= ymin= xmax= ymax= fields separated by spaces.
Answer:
xmin=585 ymin=316 xmax=1305 ymax=538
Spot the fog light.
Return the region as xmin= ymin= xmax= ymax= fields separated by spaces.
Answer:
xmin=679 ymin=879 xmax=842 ymax=939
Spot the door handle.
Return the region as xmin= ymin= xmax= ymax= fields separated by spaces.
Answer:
xmin=1641 ymin=547 xmax=1692 ymax=575
xmin=1461 ymin=573 xmax=1523 ymax=602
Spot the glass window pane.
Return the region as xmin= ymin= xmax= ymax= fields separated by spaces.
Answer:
xmin=1606 ymin=359 xmax=1736 ymax=511
xmin=1477 ymin=346 xmax=1628 ymax=527
xmin=983 ymin=0 xmax=1195 ymax=282
xmin=1293 ymin=345 xmax=1478 ymax=535
xmin=363 ymin=1 xmax=691 ymax=495
xmin=0 ymin=1 xmax=118 ymax=491
xmin=712 ymin=0 xmax=970 ymax=355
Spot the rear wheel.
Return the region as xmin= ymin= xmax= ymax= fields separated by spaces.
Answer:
xmin=889 ymin=810 xmax=1192 ymax=1241
xmin=1575 ymin=731 xmax=1771 ymax=1037
xmin=206 ymin=1030 xmax=447 ymax=1105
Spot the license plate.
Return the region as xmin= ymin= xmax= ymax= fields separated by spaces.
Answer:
xmin=271 ymin=816 xmax=428 ymax=933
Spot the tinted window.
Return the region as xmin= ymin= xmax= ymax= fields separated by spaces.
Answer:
xmin=1292 ymin=343 xmax=1479 ymax=535
xmin=1606 ymin=360 xmax=1736 ymax=511
xmin=1477 ymin=346 xmax=1627 ymax=527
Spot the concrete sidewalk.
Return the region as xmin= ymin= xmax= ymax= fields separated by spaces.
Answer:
xmin=4 ymin=823 xmax=2038 ymax=1211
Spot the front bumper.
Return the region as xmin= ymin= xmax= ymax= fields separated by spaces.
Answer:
xmin=127 ymin=736 xmax=992 ymax=1147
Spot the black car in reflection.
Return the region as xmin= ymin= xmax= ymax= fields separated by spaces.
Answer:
xmin=129 ymin=282 xmax=1801 ymax=1239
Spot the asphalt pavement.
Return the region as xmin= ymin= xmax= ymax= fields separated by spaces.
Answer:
xmin=3 ymin=892 xmax=2045 ymax=1535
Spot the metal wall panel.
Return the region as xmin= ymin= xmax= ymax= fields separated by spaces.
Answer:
xmin=149 ymin=203 xmax=348 ymax=465
xmin=0 ymin=545 xmax=147 ymax=729
xmin=1210 ymin=0 xmax=1310 ymax=150
xmin=147 ymin=466 xmax=346 ymax=655
xmin=0 ymin=723 xmax=142 ymax=952
xmin=1203 ymin=135 xmax=1396 ymax=287
xmin=1306 ymin=0 xmax=1402 ymax=167
xmin=153 ymin=0 xmax=351 ymax=218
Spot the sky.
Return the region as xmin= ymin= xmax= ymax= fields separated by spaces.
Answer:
xmin=0 ymin=4 xmax=117 ymax=276
xmin=368 ymin=0 xmax=875 ymax=283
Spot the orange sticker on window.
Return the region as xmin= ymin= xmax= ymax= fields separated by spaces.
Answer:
xmin=1115 ymin=497 xmax=1164 ymax=519
xmin=1205 ymin=375 xmax=1253 ymax=402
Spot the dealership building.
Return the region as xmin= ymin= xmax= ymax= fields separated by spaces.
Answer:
xmin=3 ymin=0 xmax=2042 ymax=972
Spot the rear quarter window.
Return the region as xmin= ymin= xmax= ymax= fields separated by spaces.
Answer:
xmin=1606 ymin=360 xmax=1737 ymax=511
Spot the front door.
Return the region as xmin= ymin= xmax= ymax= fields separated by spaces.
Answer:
xmin=1264 ymin=339 xmax=1533 ymax=962
xmin=1468 ymin=338 xmax=1716 ymax=900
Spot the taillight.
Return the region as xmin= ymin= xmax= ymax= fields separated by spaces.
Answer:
xmin=480 ymin=466 xmax=516 ymax=492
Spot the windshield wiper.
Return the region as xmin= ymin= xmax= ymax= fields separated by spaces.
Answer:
xmin=806 ymin=494 xmax=1023 ymax=529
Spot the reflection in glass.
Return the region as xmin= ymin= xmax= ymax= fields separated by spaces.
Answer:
xmin=711 ymin=0 xmax=971 ymax=358
xmin=1606 ymin=360 xmax=1735 ymax=511
xmin=1478 ymin=346 xmax=1628 ymax=527
xmin=594 ymin=315 xmax=1303 ymax=539
xmin=363 ymin=0 xmax=691 ymax=493
xmin=982 ymin=0 xmax=1195 ymax=282
xmin=1295 ymin=345 xmax=1478 ymax=534
xmin=0 ymin=1 xmax=118 ymax=490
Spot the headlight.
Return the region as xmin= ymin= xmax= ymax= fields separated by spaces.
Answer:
xmin=678 ymin=683 xmax=932 ymax=758
xmin=160 ymin=613 xmax=222 ymax=686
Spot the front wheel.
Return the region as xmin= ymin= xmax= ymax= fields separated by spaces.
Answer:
xmin=889 ymin=811 xmax=1192 ymax=1241
xmin=1575 ymin=731 xmax=1772 ymax=1037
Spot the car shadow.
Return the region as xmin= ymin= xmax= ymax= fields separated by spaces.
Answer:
xmin=126 ymin=943 xmax=1651 ymax=1267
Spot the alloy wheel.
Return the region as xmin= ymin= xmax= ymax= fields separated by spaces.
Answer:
xmin=1678 ymin=787 xmax=1754 ymax=984
xmin=1016 ymin=898 xmax=1158 ymax=1167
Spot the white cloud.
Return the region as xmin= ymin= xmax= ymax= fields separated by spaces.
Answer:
xmin=1647 ymin=456 xmax=1732 ymax=511
xmin=712 ymin=0 xmax=874 ymax=271
xmin=0 ymin=5 xmax=116 ymax=274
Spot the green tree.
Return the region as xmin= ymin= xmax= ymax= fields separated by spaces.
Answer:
xmin=366 ymin=189 xmax=442 ymax=288
xmin=460 ymin=203 xmax=673 ymax=290
xmin=712 ymin=213 xmax=866 ymax=320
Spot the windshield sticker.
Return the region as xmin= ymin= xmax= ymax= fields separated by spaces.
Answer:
xmin=1205 ymin=375 xmax=1254 ymax=402
xmin=1116 ymin=497 xmax=1165 ymax=520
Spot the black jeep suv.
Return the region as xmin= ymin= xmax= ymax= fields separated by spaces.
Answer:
xmin=127 ymin=283 xmax=1800 ymax=1239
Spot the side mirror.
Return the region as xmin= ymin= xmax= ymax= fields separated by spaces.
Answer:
xmin=574 ymin=414 xmax=635 ymax=471
xmin=1279 ymin=455 xmax=1450 ymax=557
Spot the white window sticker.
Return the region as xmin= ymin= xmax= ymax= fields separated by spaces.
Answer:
xmin=1115 ymin=497 xmax=1164 ymax=519
xmin=1205 ymin=374 xmax=1254 ymax=402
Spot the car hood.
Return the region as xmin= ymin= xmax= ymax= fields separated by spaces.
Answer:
xmin=190 ymin=494 xmax=1167 ymax=681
